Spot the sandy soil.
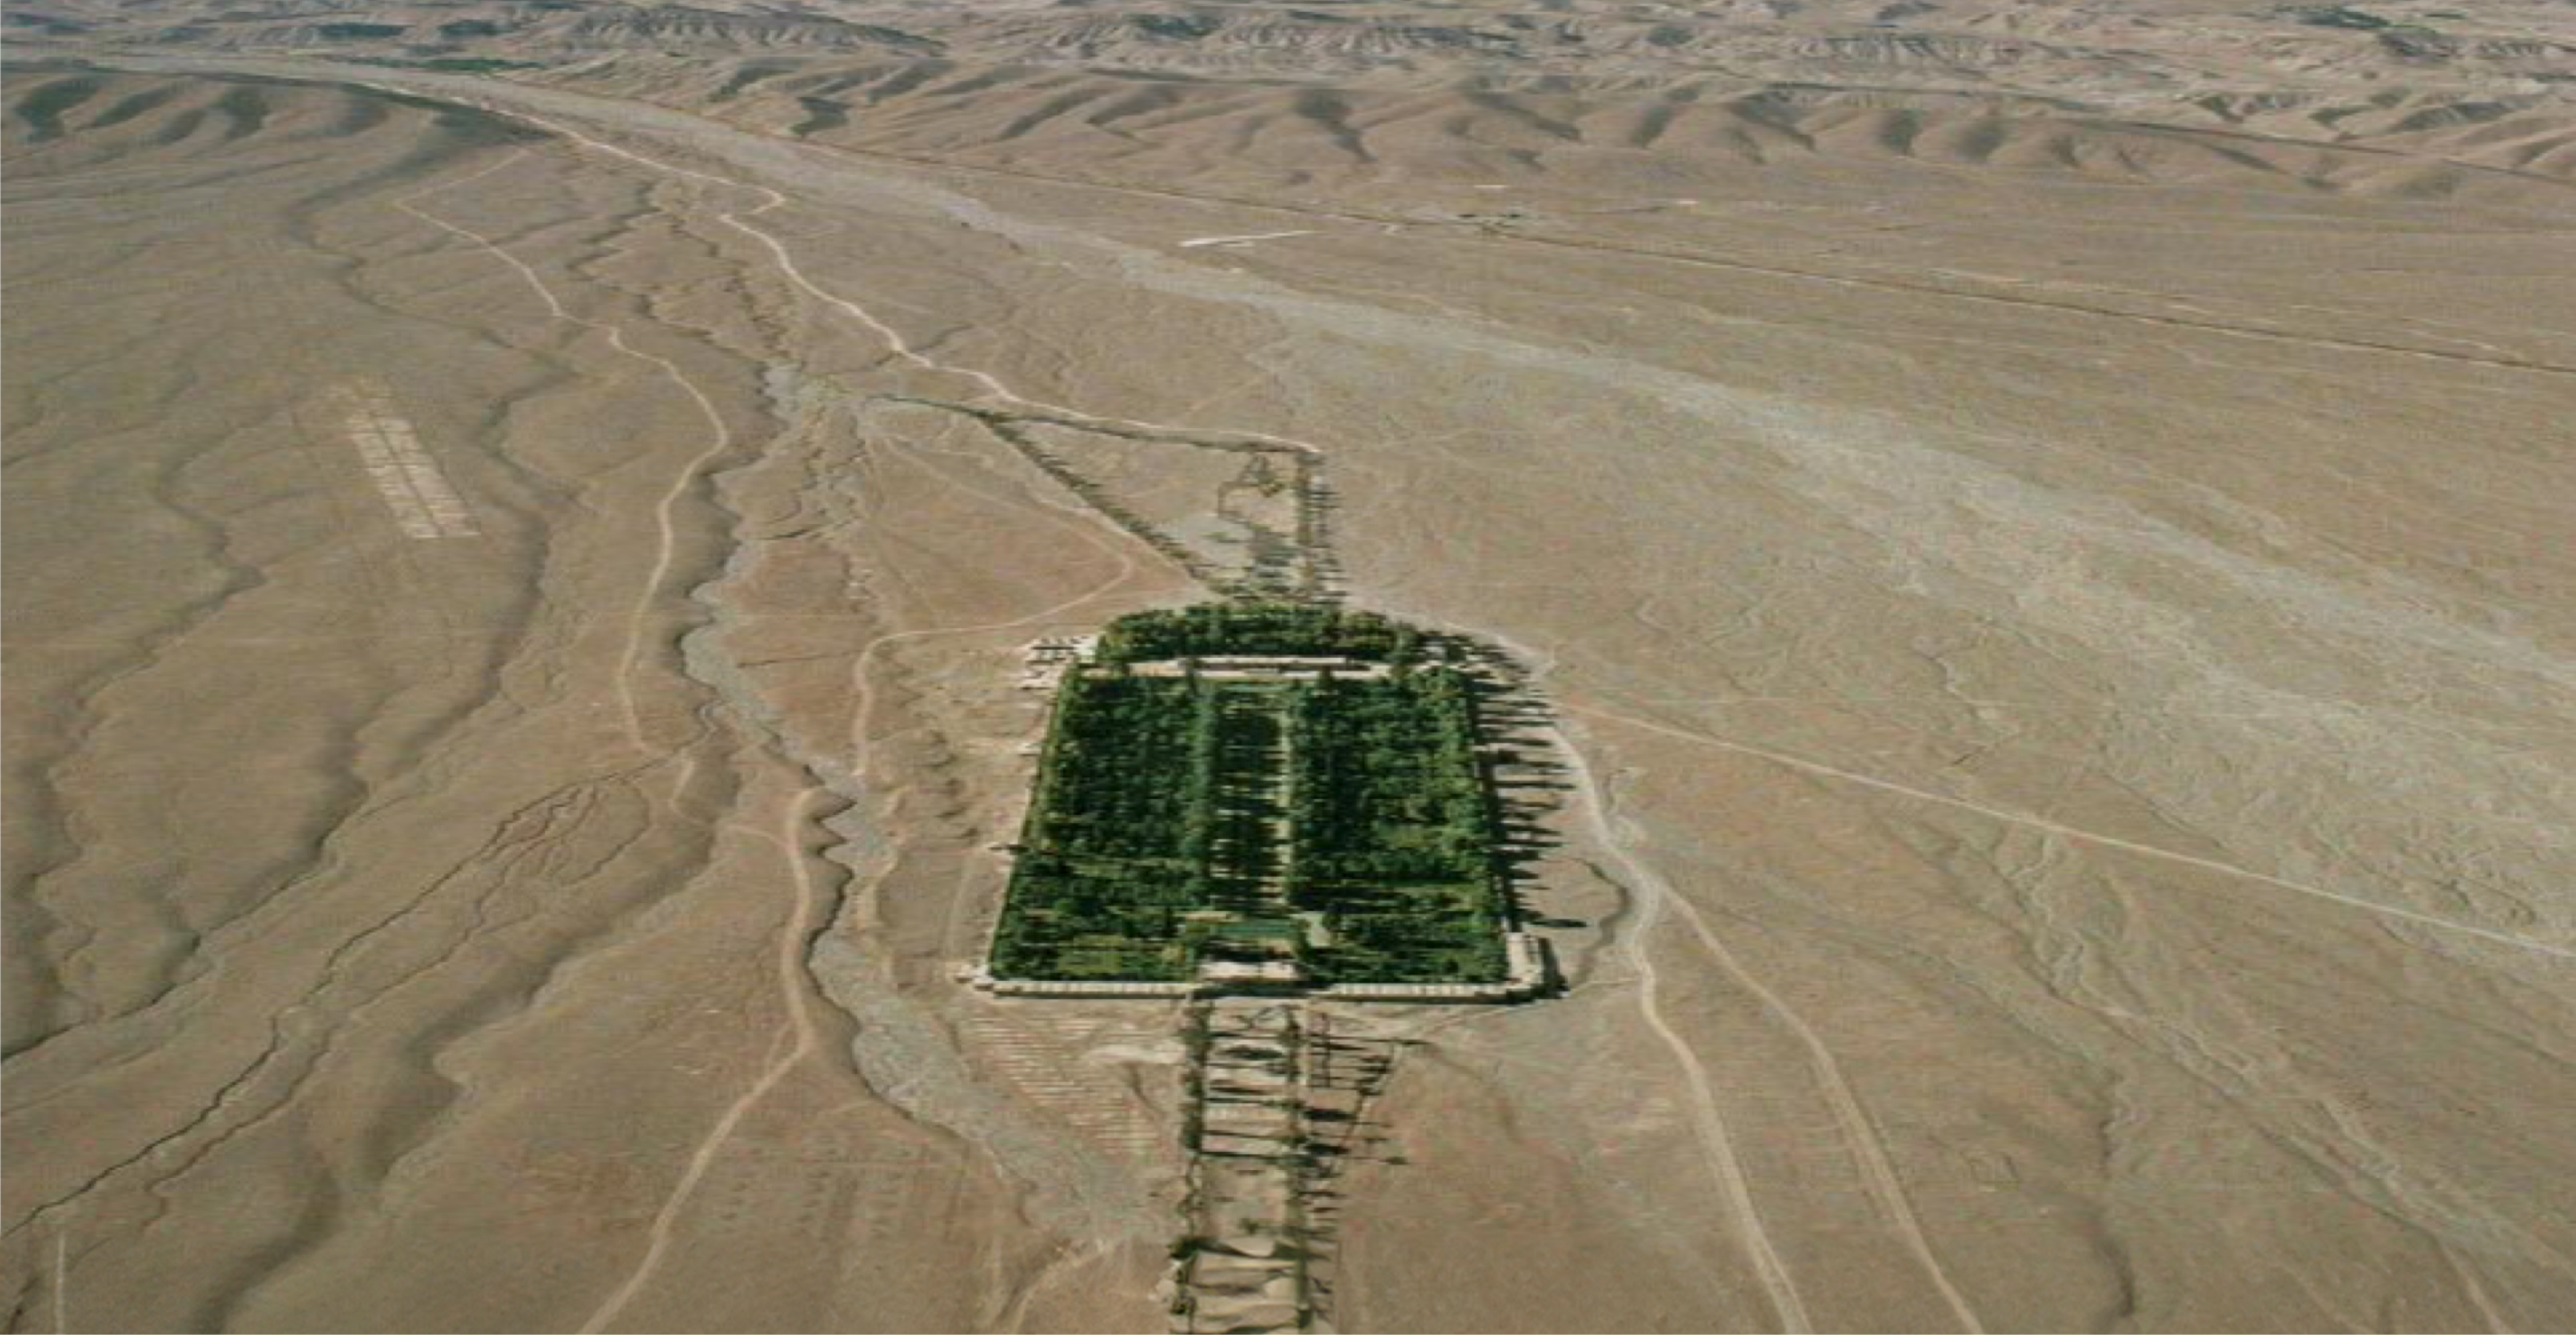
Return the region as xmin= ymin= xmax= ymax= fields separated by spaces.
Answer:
xmin=5 ymin=2 xmax=2573 ymax=1329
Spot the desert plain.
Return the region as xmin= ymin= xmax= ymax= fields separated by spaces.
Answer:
xmin=3 ymin=0 xmax=2575 ymax=1330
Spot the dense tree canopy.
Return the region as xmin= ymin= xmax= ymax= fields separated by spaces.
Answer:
xmin=989 ymin=607 xmax=1507 ymax=984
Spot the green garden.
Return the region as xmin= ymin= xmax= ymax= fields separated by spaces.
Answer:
xmin=987 ymin=604 xmax=1510 ymax=984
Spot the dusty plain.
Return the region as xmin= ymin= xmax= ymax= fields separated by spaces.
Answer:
xmin=4 ymin=0 xmax=2574 ymax=1330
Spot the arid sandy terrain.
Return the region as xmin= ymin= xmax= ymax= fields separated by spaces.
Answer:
xmin=5 ymin=1 xmax=2574 ymax=1330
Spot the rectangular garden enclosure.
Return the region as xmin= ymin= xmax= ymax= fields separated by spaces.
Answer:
xmin=986 ymin=604 xmax=1511 ymax=985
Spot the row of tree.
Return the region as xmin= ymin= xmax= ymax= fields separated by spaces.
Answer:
xmin=1287 ymin=672 xmax=1489 ymax=888
xmin=1028 ymin=674 xmax=1212 ymax=865
xmin=1095 ymin=600 xmax=1424 ymax=665
xmin=991 ymin=673 xmax=1215 ymax=979
xmin=1283 ymin=672 xmax=1510 ymax=983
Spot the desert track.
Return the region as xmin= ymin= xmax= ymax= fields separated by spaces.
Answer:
xmin=579 ymin=785 xmax=835 ymax=1334
xmin=1567 ymin=700 xmax=2576 ymax=962
xmin=392 ymin=149 xmax=739 ymax=757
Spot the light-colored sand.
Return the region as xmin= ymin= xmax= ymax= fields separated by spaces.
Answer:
xmin=5 ymin=2 xmax=2573 ymax=1328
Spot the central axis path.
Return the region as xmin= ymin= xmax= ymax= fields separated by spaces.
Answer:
xmin=1175 ymin=999 xmax=1313 ymax=1333
xmin=1203 ymin=685 xmax=1299 ymax=942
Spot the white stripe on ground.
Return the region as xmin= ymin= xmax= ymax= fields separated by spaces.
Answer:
xmin=1179 ymin=231 xmax=1316 ymax=249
